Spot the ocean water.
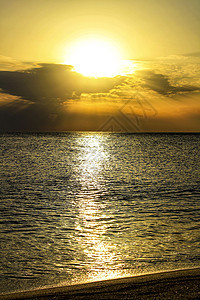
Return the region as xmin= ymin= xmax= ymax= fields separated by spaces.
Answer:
xmin=0 ymin=133 xmax=199 ymax=294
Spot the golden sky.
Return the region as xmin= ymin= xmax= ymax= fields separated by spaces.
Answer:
xmin=1 ymin=0 xmax=200 ymax=62
xmin=0 ymin=0 xmax=200 ymax=132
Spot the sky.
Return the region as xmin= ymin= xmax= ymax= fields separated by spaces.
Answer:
xmin=0 ymin=0 xmax=200 ymax=132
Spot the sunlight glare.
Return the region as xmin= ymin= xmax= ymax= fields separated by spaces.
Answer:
xmin=65 ymin=38 xmax=124 ymax=78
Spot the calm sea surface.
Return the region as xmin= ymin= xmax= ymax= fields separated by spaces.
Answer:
xmin=0 ymin=133 xmax=200 ymax=294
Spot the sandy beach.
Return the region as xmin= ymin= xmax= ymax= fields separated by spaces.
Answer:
xmin=1 ymin=268 xmax=199 ymax=300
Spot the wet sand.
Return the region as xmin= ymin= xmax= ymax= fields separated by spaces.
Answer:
xmin=1 ymin=268 xmax=200 ymax=300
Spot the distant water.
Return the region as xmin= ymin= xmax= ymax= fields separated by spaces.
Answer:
xmin=0 ymin=133 xmax=200 ymax=294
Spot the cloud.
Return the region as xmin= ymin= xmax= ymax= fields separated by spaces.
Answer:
xmin=138 ymin=70 xmax=200 ymax=95
xmin=0 ymin=55 xmax=38 ymax=71
xmin=0 ymin=56 xmax=199 ymax=132
xmin=0 ymin=63 xmax=124 ymax=103
xmin=154 ymin=54 xmax=200 ymax=88
xmin=0 ymin=63 xmax=125 ymax=131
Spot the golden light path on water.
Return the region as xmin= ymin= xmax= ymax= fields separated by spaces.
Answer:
xmin=73 ymin=135 xmax=127 ymax=282
xmin=63 ymin=134 xmax=200 ymax=286
xmin=0 ymin=133 xmax=199 ymax=294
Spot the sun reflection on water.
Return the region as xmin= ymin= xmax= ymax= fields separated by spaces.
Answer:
xmin=73 ymin=134 xmax=127 ymax=281
xmin=1 ymin=133 xmax=199 ymax=293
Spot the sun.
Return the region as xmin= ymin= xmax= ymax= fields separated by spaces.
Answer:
xmin=64 ymin=38 xmax=124 ymax=78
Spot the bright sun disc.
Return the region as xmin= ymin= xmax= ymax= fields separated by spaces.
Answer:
xmin=65 ymin=38 xmax=123 ymax=78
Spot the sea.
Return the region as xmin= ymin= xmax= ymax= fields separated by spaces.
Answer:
xmin=0 ymin=132 xmax=199 ymax=294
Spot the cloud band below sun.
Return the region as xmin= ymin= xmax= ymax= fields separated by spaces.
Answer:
xmin=0 ymin=54 xmax=200 ymax=132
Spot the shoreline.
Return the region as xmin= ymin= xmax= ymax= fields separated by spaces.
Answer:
xmin=1 ymin=268 xmax=200 ymax=300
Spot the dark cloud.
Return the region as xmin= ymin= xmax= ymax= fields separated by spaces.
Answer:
xmin=0 ymin=101 xmax=47 ymax=131
xmin=0 ymin=63 xmax=124 ymax=103
xmin=0 ymin=63 xmax=125 ymax=131
xmin=141 ymin=71 xmax=200 ymax=95
xmin=0 ymin=62 xmax=199 ymax=132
